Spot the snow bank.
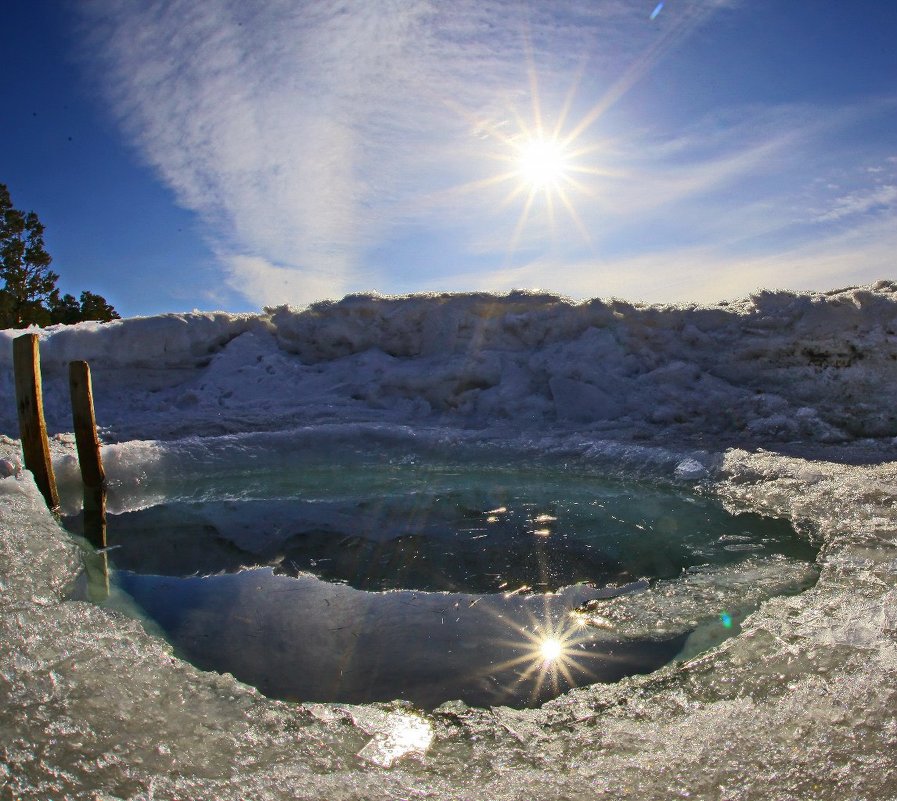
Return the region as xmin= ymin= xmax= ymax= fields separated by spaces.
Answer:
xmin=2 ymin=282 xmax=897 ymax=444
xmin=0 ymin=311 xmax=267 ymax=369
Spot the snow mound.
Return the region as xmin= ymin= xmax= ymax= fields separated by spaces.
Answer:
xmin=1 ymin=283 xmax=896 ymax=445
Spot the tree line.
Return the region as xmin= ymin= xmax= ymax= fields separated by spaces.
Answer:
xmin=1 ymin=183 xmax=119 ymax=328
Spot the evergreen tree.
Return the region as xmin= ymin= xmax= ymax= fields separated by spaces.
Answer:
xmin=48 ymin=291 xmax=82 ymax=324
xmin=0 ymin=288 xmax=15 ymax=324
xmin=78 ymin=290 xmax=120 ymax=323
xmin=0 ymin=183 xmax=58 ymax=328
xmin=0 ymin=183 xmax=120 ymax=327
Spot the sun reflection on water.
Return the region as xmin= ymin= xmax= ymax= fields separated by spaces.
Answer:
xmin=539 ymin=636 xmax=564 ymax=662
xmin=479 ymin=600 xmax=619 ymax=704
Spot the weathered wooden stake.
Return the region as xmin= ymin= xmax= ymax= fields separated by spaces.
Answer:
xmin=69 ymin=360 xmax=107 ymax=549
xmin=13 ymin=333 xmax=59 ymax=511
xmin=68 ymin=360 xmax=105 ymax=489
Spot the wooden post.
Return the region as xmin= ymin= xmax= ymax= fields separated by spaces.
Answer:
xmin=13 ymin=334 xmax=59 ymax=511
xmin=68 ymin=361 xmax=105 ymax=488
xmin=69 ymin=360 xmax=107 ymax=549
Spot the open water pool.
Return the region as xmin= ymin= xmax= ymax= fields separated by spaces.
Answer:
xmin=64 ymin=449 xmax=819 ymax=709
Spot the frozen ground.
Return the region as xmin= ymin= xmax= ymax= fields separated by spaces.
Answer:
xmin=1 ymin=283 xmax=897 ymax=799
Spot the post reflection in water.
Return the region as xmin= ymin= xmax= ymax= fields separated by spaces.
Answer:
xmin=85 ymin=548 xmax=110 ymax=604
xmin=79 ymin=485 xmax=110 ymax=602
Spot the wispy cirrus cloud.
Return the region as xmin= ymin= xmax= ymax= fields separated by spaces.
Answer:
xmin=431 ymin=206 xmax=897 ymax=305
xmin=77 ymin=0 xmax=894 ymax=308
xmin=80 ymin=0 xmax=440 ymax=302
xmin=816 ymin=184 xmax=897 ymax=223
xmin=75 ymin=0 xmax=745 ymax=306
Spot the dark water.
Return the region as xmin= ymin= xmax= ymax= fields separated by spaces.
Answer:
xmin=66 ymin=458 xmax=818 ymax=708
xmin=115 ymin=568 xmax=689 ymax=708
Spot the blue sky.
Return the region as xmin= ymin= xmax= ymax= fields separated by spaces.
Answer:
xmin=2 ymin=1 xmax=895 ymax=317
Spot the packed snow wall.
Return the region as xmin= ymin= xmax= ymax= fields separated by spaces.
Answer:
xmin=2 ymin=282 xmax=897 ymax=445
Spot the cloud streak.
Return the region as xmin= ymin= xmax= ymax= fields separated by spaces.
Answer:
xmin=429 ymin=206 xmax=897 ymax=306
xmin=78 ymin=0 xmax=894 ymax=307
xmin=82 ymin=0 xmax=438 ymax=303
xmin=816 ymin=185 xmax=897 ymax=223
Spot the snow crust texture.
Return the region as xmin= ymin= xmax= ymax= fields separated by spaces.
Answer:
xmin=2 ymin=282 xmax=897 ymax=444
xmin=2 ymin=283 xmax=897 ymax=799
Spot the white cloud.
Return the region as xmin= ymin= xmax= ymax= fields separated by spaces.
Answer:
xmin=223 ymin=255 xmax=347 ymax=308
xmin=816 ymin=185 xmax=897 ymax=222
xmin=81 ymin=0 xmax=437 ymax=304
xmin=77 ymin=0 xmax=894 ymax=308
xmin=423 ymin=207 xmax=897 ymax=305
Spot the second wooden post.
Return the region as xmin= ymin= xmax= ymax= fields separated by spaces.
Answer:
xmin=69 ymin=360 xmax=107 ymax=549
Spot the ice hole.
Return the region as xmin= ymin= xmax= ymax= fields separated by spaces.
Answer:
xmin=64 ymin=448 xmax=819 ymax=710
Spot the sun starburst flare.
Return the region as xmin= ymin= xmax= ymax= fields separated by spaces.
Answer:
xmin=438 ymin=62 xmax=619 ymax=257
xmin=475 ymin=603 xmax=617 ymax=704
xmin=515 ymin=137 xmax=571 ymax=191
xmin=427 ymin=10 xmax=724 ymax=264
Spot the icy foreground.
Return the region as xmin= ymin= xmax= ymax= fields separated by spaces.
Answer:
xmin=2 ymin=284 xmax=897 ymax=799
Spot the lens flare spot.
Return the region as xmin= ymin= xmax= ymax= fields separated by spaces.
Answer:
xmin=720 ymin=611 xmax=733 ymax=629
xmin=569 ymin=610 xmax=588 ymax=627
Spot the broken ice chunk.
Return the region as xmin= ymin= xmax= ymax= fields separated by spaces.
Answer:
xmin=674 ymin=458 xmax=708 ymax=480
xmin=352 ymin=708 xmax=434 ymax=768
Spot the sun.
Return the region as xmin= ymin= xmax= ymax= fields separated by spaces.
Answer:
xmin=499 ymin=116 xmax=603 ymax=251
xmin=515 ymin=137 xmax=570 ymax=192
xmin=441 ymin=65 xmax=615 ymax=254
xmin=434 ymin=9 xmax=718 ymax=260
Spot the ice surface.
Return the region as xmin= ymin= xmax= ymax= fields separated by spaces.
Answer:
xmin=2 ymin=284 xmax=897 ymax=799
xmin=582 ymin=555 xmax=819 ymax=645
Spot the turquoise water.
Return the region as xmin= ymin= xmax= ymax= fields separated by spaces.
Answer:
xmin=67 ymin=456 xmax=818 ymax=708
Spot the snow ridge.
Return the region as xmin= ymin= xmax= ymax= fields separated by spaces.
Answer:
xmin=2 ymin=282 xmax=897 ymax=444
